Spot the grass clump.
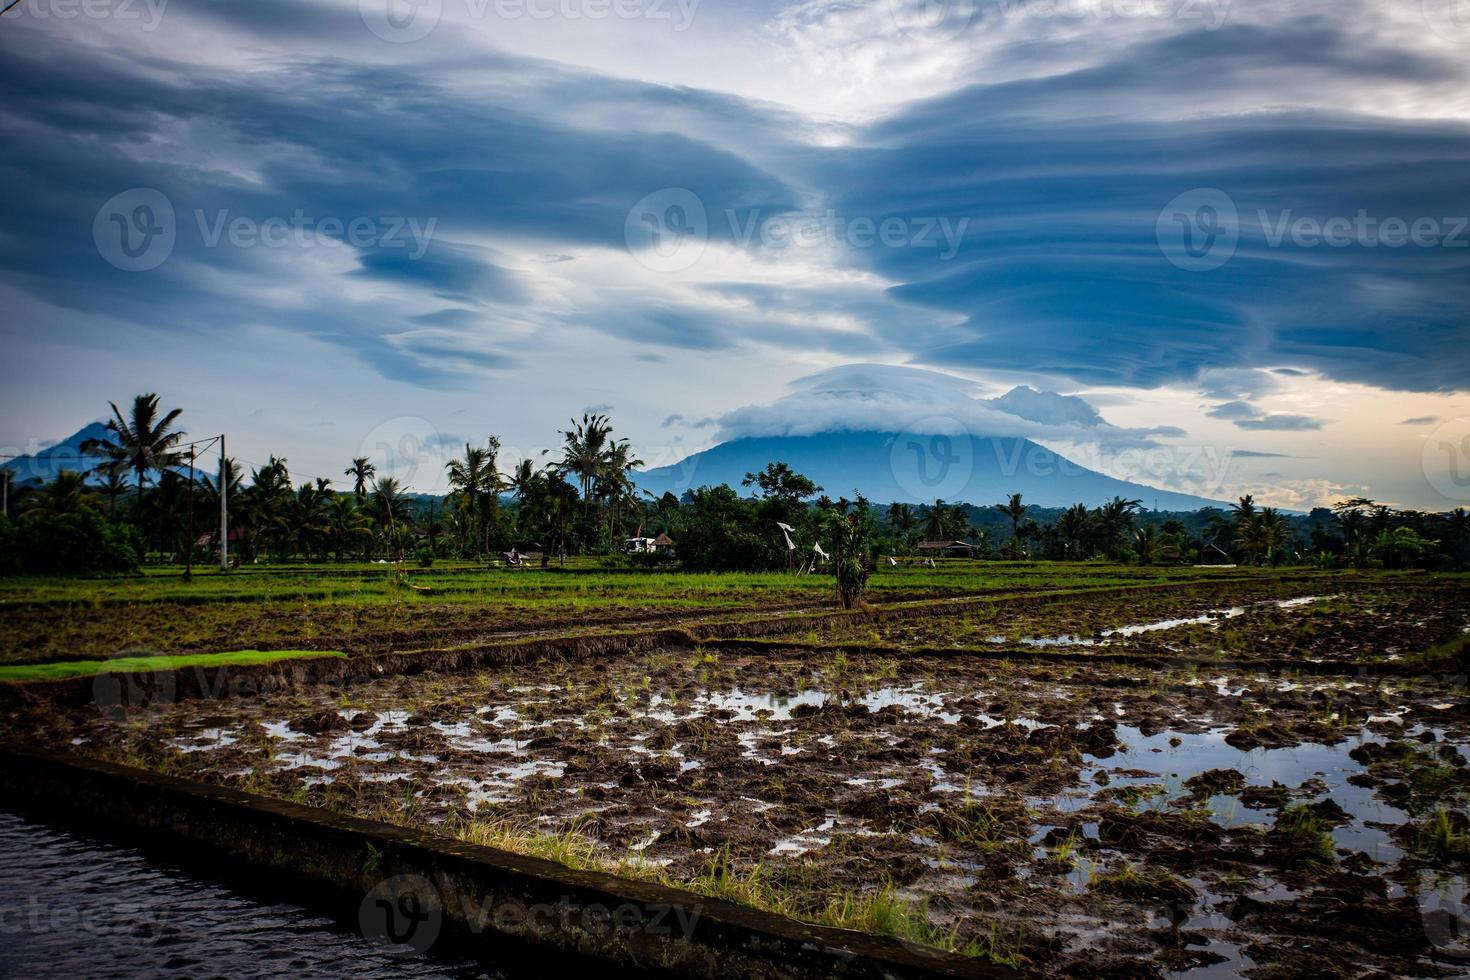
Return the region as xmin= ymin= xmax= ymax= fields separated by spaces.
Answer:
xmin=1401 ymin=810 xmax=1470 ymax=863
xmin=446 ymin=819 xmax=1023 ymax=964
xmin=1269 ymin=804 xmax=1337 ymax=870
xmin=0 ymin=649 xmax=346 ymax=682
xmin=1091 ymin=862 xmax=1197 ymax=904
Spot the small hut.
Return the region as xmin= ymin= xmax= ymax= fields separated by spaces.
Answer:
xmin=916 ymin=540 xmax=978 ymax=558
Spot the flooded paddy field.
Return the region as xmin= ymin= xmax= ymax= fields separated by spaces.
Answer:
xmin=6 ymin=574 xmax=1466 ymax=977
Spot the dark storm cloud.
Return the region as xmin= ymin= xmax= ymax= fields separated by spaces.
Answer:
xmin=0 ymin=26 xmax=795 ymax=382
xmin=1 ymin=7 xmax=1467 ymax=399
xmin=810 ymin=18 xmax=1470 ymax=394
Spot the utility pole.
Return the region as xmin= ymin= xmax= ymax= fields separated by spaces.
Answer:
xmin=185 ymin=448 xmax=196 ymax=581
xmin=219 ymin=434 xmax=229 ymax=571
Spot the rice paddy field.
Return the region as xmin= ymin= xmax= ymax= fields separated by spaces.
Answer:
xmin=2 ymin=561 xmax=1468 ymax=977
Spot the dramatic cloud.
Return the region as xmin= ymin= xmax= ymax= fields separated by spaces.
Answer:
xmin=712 ymin=364 xmax=1183 ymax=446
xmin=1 ymin=0 xmax=1467 ymax=508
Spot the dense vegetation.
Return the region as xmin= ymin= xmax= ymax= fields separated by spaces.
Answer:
xmin=2 ymin=393 xmax=1465 ymax=575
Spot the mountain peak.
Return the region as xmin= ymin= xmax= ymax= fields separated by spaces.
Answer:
xmin=635 ymin=430 xmax=1224 ymax=510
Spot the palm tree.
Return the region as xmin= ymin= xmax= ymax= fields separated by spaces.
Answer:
xmin=552 ymin=413 xmax=613 ymax=522
xmin=1133 ymin=524 xmax=1159 ymax=565
xmin=1096 ymin=496 xmax=1143 ymax=554
xmin=345 ymin=457 xmax=376 ymax=499
xmin=507 ymin=458 xmax=540 ymax=501
xmin=371 ymin=477 xmax=411 ymax=558
xmin=1236 ymin=507 xmax=1292 ymax=566
xmin=98 ymin=463 xmax=129 ymax=519
xmin=326 ymin=494 xmax=374 ymax=561
xmin=887 ymin=502 xmax=918 ymax=550
xmin=446 ymin=443 xmax=490 ymax=557
xmin=22 ymin=470 xmax=94 ymax=517
xmin=82 ymin=393 xmax=185 ymax=529
xmin=598 ymin=439 xmax=644 ymax=550
xmin=921 ymin=499 xmax=949 ymax=542
xmin=282 ymin=482 xmax=331 ymax=559
xmin=995 ymin=493 xmax=1029 ymax=547
xmin=1055 ymin=503 xmax=1091 ymax=558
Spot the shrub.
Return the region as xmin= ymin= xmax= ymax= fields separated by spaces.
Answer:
xmin=0 ymin=512 xmax=142 ymax=575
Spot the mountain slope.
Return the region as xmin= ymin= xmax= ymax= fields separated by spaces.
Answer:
xmin=634 ymin=431 xmax=1225 ymax=510
xmin=3 ymin=422 xmax=112 ymax=486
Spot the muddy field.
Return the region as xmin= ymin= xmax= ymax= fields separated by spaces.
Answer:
xmin=0 ymin=561 xmax=1228 ymax=665
xmin=3 ymin=573 xmax=1468 ymax=976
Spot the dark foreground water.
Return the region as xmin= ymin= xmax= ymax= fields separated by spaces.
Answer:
xmin=0 ymin=811 xmax=499 ymax=979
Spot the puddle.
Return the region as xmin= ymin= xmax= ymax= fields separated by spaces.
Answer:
xmin=1018 ymin=595 xmax=1331 ymax=647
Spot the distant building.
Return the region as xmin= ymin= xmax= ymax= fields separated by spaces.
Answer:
xmin=916 ymin=540 xmax=978 ymax=557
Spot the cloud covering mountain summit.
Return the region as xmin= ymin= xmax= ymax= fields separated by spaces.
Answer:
xmin=710 ymin=364 xmax=1184 ymax=448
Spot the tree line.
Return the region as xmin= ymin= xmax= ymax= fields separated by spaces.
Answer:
xmin=1 ymin=393 xmax=1465 ymax=574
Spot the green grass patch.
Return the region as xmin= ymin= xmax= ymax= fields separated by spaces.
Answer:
xmin=0 ymin=649 xmax=346 ymax=682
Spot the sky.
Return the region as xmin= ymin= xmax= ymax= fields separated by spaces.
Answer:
xmin=0 ymin=0 xmax=1468 ymax=508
